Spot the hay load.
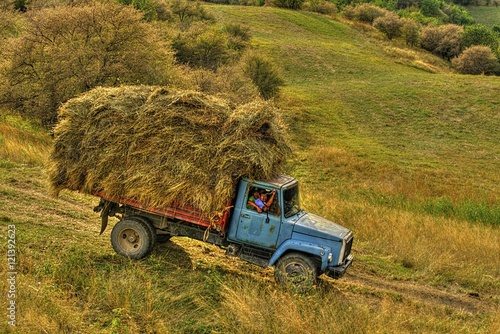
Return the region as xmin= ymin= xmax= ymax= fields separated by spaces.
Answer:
xmin=49 ymin=85 xmax=291 ymax=218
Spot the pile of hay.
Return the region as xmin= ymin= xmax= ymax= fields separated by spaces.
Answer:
xmin=49 ymin=86 xmax=291 ymax=219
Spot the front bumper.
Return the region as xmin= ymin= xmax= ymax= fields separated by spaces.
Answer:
xmin=325 ymin=254 xmax=354 ymax=279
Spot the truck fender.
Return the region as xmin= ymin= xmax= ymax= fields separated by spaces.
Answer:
xmin=269 ymin=240 xmax=332 ymax=271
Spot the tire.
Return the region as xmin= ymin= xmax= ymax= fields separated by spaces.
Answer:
xmin=131 ymin=216 xmax=157 ymax=254
xmin=274 ymin=252 xmax=318 ymax=289
xmin=110 ymin=217 xmax=154 ymax=259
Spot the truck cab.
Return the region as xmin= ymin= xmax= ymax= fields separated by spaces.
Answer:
xmin=227 ymin=175 xmax=354 ymax=286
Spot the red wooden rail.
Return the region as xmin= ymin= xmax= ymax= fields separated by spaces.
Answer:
xmin=93 ymin=191 xmax=232 ymax=232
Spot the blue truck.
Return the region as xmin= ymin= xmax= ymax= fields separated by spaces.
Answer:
xmin=94 ymin=174 xmax=353 ymax=287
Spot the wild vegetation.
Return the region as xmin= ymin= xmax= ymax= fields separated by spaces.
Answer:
xmin=0 ymin=1 xmax=499 ymax=334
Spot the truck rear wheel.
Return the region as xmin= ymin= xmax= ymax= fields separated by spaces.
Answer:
xmin=274 ymin=252 xmax=318 ymax=289
xmin=111 ymin=217 xmax=154 ymax=259
xmin=131 ymin=215 xmax=157 ymax=254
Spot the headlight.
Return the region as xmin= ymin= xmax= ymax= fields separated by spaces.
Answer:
xmin=328 ymin=253 xmax=333 ymax=262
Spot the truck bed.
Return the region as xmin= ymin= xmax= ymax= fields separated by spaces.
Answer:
xmin=93 ymin=191 xmax=232 ymax=233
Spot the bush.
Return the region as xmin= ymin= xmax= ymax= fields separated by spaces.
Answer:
xmin=420 ymin=0 xmax=442 ymax=17
xmin=420 ymin=24 xmax=463 ymax=60
xmin=223 ymin=23 xmax=252 ymax=51
xmin=492 ymin=24 xmax=500 ymax=36
xmin=395 ymin=0 xmax=419 ymax=10
xmin=452 ymin=46 xmax=499 ymax=75
xmin=401 ymin=18 xmax=420 ymax=46
xmin=443 ymin=4 xmax=474 ymax=26
xmin=187 ymin=66 xmax=258 ymax=104
xmin=461 ymin=24 xmax=499 ymax=56
xmin=118 ymin=0 xmax=159 ymax=21
xmin=350 ymin=3 xmax=390 ymax=24
xmin=303 ymin=0 xmax=338 ymax=15
xmin=169 ymin=0 xmax=214 ymax=24
xmin=373 ymin=12 xmax=403 ymax=40
xmin=272 ymin=0 xmax=305 ymax=9
xmin=0 ymin=3 xmax=175 ymax=126
xmin=172 ymin=23 xmax=242 ymax=71
xmin=242 ymin=54 xmax=284 ymax=100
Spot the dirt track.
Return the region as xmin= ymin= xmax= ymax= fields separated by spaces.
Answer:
xmin=337 ymin=265 xmax=496 ymax=315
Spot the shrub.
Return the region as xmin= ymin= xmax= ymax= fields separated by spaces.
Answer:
xmin=172 ymin=23 xmax=239 ymax=71
xmin=420 ymin=0 xmax=442 ymax=17
xmin=401 ymin=18 xmax=420 ymax=46
xmin=420 ymin=24 xmax=463 ymax=60
xmin=187 ymin=66 xmax=258 ymax=104
xmin=350 ymin=3 xmax=390 ymax=24
xmin=443 ymin=4 xmax=474 ymax=26
xmin=272 ymin=0 xmax=305 ymax=10
xmin=492 ymin=24 xmax=500 ymax=36
xmin=223 ymin=23 xmax=252 ymax=51
xmin=242 ymin=54 xmax=284 ymax=100
xmin=169 ymin=0 xmax=214 ymax=24
xmin=395 ymin=0 xmax=419 ymax=10
xmin=373 ymin=12 xmax=403 ymax=40
xmin=461 ymin=24 xmax=499 ymax=56
xmin=118 ymin=0 xmax=158 ymax=21
xmin=0 ymin=3 xmax=175 ymax=126
xmin=341 ymin=4 xmax=356 ymax=20
xmin=452 ymin=46 xmax=499 ymax=75
xmin=303 ymin=0 xmax=338 ymax=15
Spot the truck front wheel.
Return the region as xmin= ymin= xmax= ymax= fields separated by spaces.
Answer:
xmin=111 ymin=218 xmax=154 ymax=259
xmin=274 ymin=252 xmax=318 ymax=288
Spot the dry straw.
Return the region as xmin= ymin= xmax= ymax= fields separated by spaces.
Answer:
xmin=49 ymin=85 xmax=291 ymax=219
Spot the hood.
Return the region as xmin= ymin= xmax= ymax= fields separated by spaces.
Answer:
xmin=293 ymin=213 xmax=351 ymax=241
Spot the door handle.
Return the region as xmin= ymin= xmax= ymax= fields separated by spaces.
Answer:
xmin=241 ymin=214 xmax=250 ymax=219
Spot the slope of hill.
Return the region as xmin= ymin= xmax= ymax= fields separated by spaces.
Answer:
xmin=466 ymin=5 xmax=500 ymax=28
xmin=1 ymin=5 xmax=499 ymax=333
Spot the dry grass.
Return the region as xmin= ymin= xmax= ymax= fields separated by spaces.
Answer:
xmin=0 ymin=114 xmax=51 ymax=166
xmin=301 ymin=185 xmax=500 ymax=294
xmin=49 ymin=86 xmax=291 ymax=218
xmin=213 ymin=275 xmax=500 ymax=333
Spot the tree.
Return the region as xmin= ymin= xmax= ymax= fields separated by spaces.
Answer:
xmin=0 ymin=3 xmax=176 ymax=126
xmin=452 ymin=46 xmax=499 ymax=75
xmin=373 ymin=12 xmax=403 ymax=40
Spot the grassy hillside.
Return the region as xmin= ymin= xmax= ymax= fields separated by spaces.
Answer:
xmin=466 ymin=5 xmax=500 ymax=28
xmin=1 ymin=6 xmax=499 ymax=333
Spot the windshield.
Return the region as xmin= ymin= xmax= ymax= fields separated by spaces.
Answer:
xmin=283 ymin=184 xmax=301 ymax=218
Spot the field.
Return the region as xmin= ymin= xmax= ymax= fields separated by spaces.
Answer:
xmin=466 ymin=5 xmax=500 ymax=28
xmin=1 ymin=5 xmax=499 ymax=333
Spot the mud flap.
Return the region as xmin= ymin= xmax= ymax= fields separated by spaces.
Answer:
xmin=99 ymin=201 xmax=113 ymax=235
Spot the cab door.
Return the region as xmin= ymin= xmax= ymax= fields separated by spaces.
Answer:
xmin=235 ymin=189 xmax=281 ymax=249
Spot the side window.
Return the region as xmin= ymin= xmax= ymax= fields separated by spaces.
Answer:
xmin=246 ymin=187 xmax=261 ymax=211
xmin=246 ymin=187 xmax=280 ymax=215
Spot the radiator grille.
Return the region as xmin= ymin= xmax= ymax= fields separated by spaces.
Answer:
xmin=344 ymin=235 xmax=353 ymax=261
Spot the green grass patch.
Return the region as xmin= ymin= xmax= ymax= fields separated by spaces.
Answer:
xmin=466 ymin=5 xmax=500 ymax=28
